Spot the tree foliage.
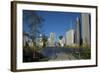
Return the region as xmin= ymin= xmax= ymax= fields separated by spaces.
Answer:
xmin=23 ymin=10 xmax=44 ymax=42
xmin=59 ymin=36 xmax=63 ymax=40
xmin=42 ymin=34 xmax=48 ymax=47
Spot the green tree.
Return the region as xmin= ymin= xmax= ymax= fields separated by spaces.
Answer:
xmin=23 ymin=11 xmax=44 ymax=59
xmin=23 ymin=10 xmax=44 ymax=49
xmin=42 ymin=34 xmax=48 ymax=48
xmin=59 ymin=36 xmax=63 ymax=40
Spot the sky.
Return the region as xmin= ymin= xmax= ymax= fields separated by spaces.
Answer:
xmin=23 ymin=10 xmax=81 ymax=41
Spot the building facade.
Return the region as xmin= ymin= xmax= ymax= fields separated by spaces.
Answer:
xmin=35 ymin=34 xmax=43 ymax=47
xmin=66 ymin=29 xmax=75 ymax=46
xmin=75 ymin=17 xmax=81 ymax=46
xmin=47 ymin=32 xmax=55 ymax=47
xmin=81 ymin=13 xmax=91 ymax=46
xmin=23 ymin=32 xmax=33 ymax=47
xmin=59 ymin=37 xmax=65 ymax=47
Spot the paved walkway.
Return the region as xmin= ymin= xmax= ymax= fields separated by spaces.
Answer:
xmin=41 ymin=47 xmax=81 ymax=61
xmin=49 ymin=53 xmax=77 ymax=61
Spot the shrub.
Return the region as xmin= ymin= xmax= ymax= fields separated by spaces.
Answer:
xmin=80 ymin=47 xmax=91 ymax=59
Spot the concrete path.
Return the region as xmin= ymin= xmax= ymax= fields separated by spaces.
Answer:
xmin=49 ymin=53 xmax=77 ymax=61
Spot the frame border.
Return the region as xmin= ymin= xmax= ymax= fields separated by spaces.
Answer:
xmin=11 ymin=1 xmax=98 ymax=72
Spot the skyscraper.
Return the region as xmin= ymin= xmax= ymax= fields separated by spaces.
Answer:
xmin=81 ymin=13 xmax=91 ymax=46
xmin=66 ymin=29 xmax=75 ymax=46
xmin=75 ymin=17 xmax=81 ymax=46
xmin=48 ymin=32 xmax=55 ymax=47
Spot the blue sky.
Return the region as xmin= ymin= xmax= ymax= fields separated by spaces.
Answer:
xmin=23 ymin=10 xmax=81 ymax=41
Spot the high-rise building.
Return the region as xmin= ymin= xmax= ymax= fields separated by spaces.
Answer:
xmin=48 ymin=32 xmax=55 ymax=47
xmin=23 ymin=32 xmax=33 ymax=47
xmin=35 ymin=34 xmax=43 ymax=47
xmin=23 ymin=33 xmax=29 ymax=47
xmin=81 ymin=13 xmax=91 ymax=46
xmin=66 ymin=29 xmax=75 ymax=46
xmin=75 ymin=17 xmax=81 ymax=46
xmin=59 ymin=36 xmax=65 ymax=47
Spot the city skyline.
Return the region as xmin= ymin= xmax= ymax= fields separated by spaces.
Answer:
xmin=23 ymin=10 xmax=82 ymax=42
xmin=23 ymin=10 xmax=91 ymax=62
